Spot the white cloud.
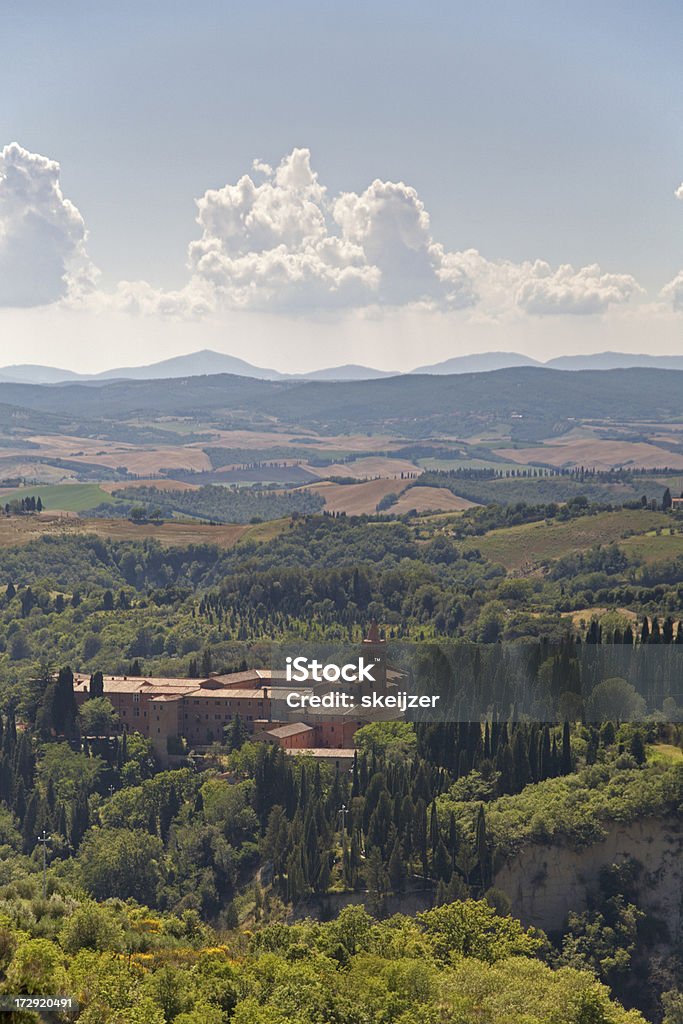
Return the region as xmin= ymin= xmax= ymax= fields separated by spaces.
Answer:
xmin=186 ymin=149 xmax=381 ymax=311
xmin=661 ymin=270 xmax=683 ymax=312
xmin=181 ymin=150 xmax=640 ymax=316
xmin=439 ymin=250 xmax=639 ymax=317
xmin=514 ymin=261 xmax=641 ymax=315
xmin=0 ymin=142 xmax=96 ymax=307
xmin=660 ymin=182 xmax=683 ymax=311
xmin=0 ymin=142 xmax=647 ymax=320
xmin=332 ymin=179 xmax=474 ymax=306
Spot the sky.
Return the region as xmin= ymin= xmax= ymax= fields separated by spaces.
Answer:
xmin=1 ymin=0 xmax=682 ymax=373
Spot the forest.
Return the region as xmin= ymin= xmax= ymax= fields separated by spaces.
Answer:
xmin=87 ymin=485 xmax=325 ymax=525
xmin=0 ymin=499 xmax=680 ymax=1021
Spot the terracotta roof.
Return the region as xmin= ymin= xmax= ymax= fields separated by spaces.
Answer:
xmin=75 ymin=674 xmax=196 ymax=684
xmin=73 ymin=676 xmax=198 ymax=694
xmin=266 ymin=722 xmax=315 ymax=739
xmin=267 ymin=685 xmax=314 ymax=699
xmin=186 ymin=688 xmax=267 ymax=700
xmin=206 ymin=670 xmax=276 ymax=686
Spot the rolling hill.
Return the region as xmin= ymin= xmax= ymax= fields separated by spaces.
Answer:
xmin=0 ymin=366 xmax=682 ymax=440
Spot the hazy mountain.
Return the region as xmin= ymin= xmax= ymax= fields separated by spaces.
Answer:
xmin=0 ymin=351 xmax=283 ymax=385
xmin=0 ymin=351 xmax=392 ymax=385
xmin=0 ymin=364 xmax=84 ymax=385
xmin=3 ymin=348 xmax=683 ymax=385
xmin=411 ymin=351 xmax=541 ymax=374
xmin=299 ymin=364 xmax=397 ymax=380
xmin=93 ymin=348 xmax=284 ymax=381
xmin=547 ymin=351 xmax=683 ymax=371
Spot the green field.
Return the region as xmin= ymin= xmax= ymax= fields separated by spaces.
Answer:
xmin=461 ymin=509 xmax=670 ymax=571
xmin=0 ymin=483 xmax=120 ymax=513
xmin=649 ymin=743 xmax=683 ymax=764
xmin=619 ymin=527 xmax=683 ymax=564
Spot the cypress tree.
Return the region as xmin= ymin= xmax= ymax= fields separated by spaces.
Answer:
xmin=90 ymin=671 xmax=104 ymax=698
xmin=22 ymin=792 xmax=39 ymax=853
xmin=351 ymin=752 xmax=360 ymax=798
xmin=387 ymin=837 xmax=407 ymax=893
xmin=70 ymin=792 xmax=89 ymax=849
xmin=12 ymin=779 xmax=26 ymax=821
xmin=539 ymin=726 xmax=552 ymax=781
xmin=630 ymin=731 xmax=646 ymax=765
xmin=51 ymin=667 xmax=77 ymax=736
xmin=527 ymin=724 xmax=539 ymax=782
xmin=561 ymin=721 xmax=572 ymax=775
xmin=428 ymin=799 xmax=440 ymax=859
xmin=432 ymin=838 xmax=452 ymax=882
xmin=511 ymin=730 xmax=531 ymax=793
xmin=448 ymin=811 xmax=459 ymax=863
xmin=475 ymin=805 xmax=491 ymax=890
xmin=414 ymin=798 xmax=428 ymax=880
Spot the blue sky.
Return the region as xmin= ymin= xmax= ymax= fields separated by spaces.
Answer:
xmin=1 ymin=0 xmax=682 ymax=371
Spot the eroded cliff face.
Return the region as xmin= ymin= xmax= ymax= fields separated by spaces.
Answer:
xmin=494 ymin=817 xmax=683 ymax=936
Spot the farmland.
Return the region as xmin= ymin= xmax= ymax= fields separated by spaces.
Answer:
xmin=0 ymin=483 xmax=121 ymax=513
xmin=460 ymin=509 xmax=671 ymax=572
xmin=619 ymin=528 xmax=683 ymax=565
xmin=1 ymin=367 xmax=683 ymax=520
xmin=0 ymin=512 xmax=289 ymax=549
xmin=498 ymin=438 xmax=683 ymax=470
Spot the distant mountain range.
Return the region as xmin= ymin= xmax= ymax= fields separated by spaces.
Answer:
xmin=1 ymin=348 xmax=682 ymax=385
xmin=545 ymin=352 xmax=683 ymax=370
xmin=0 ymin=350 xmax=396 ymax=385
xmin=412 ymin=352 xmax=540 ymax=374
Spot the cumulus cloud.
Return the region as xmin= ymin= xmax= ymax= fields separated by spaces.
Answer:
xmin=184 ymin=149 xmax=476 ymax=311
xmin=181 ymin=149 xmax=638 ymax=316
xmin=660 ymin=181 xmax=683 ymax=311
xmin=514 ymin=261 xmax=640 ymax=315
xmin=186 ymin=149 xmax=382 ymax=311
xmin=439 ymin=250 xmax=639 ymax=317
xmin=661 ymin=271 xmax=683 ymax=312
xmin=332 ymin=179 xmax=473 ymax=306
xmin=0 ymin=142 xmax=645 ymax=319
xmin=0 ymin=143 xmax=96 ymax=307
